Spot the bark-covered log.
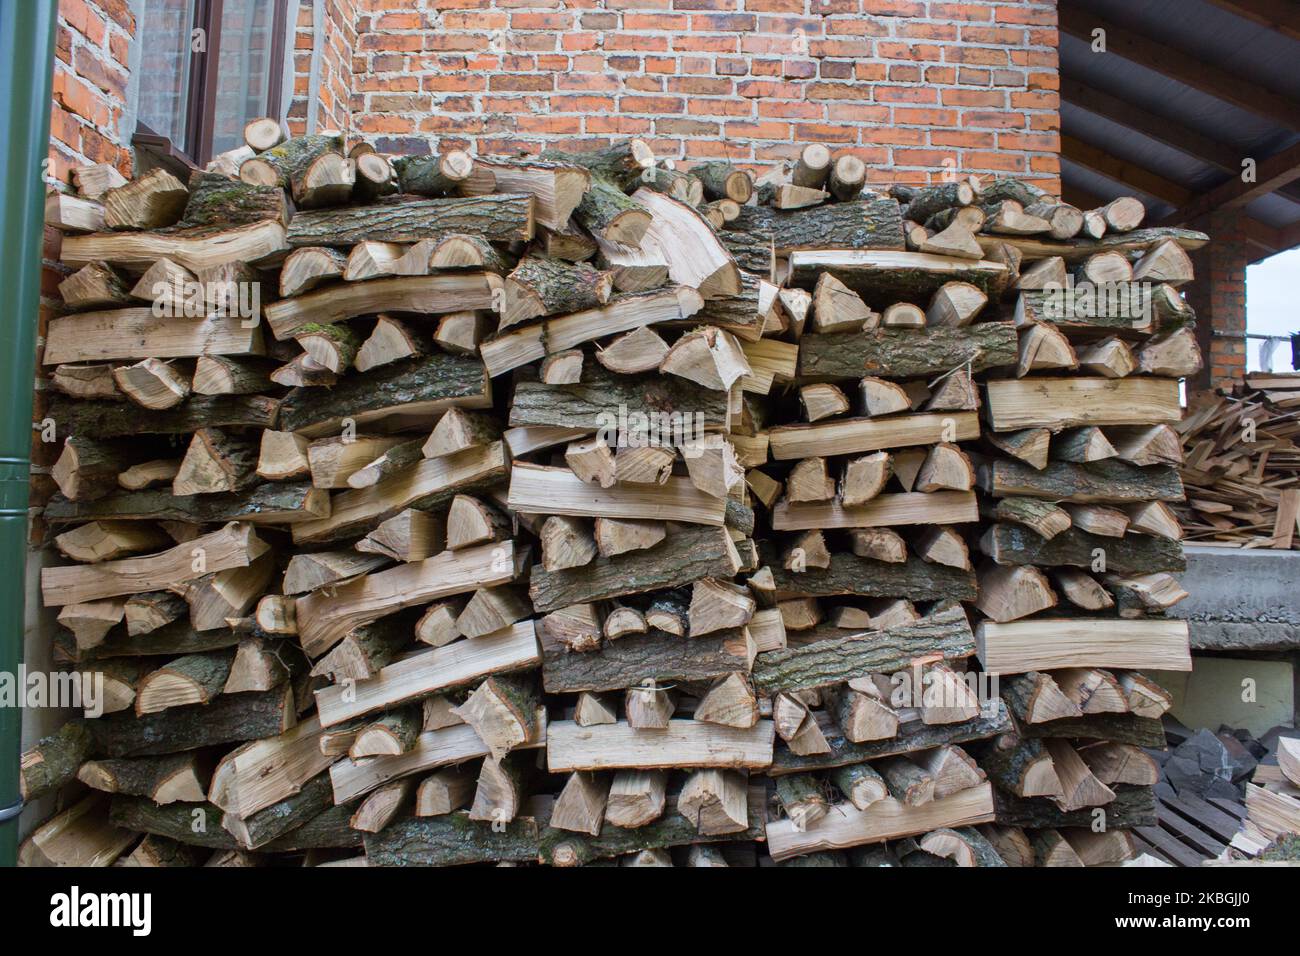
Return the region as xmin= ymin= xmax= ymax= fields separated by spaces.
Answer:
xmin=723 ymin=199 xmax=905 ymax=254
xmin=769 ymin=701 xmax=1013 ymax=776
xmin=109 ymin=797 xmax=239 ymax=848
xmin=539 ymin=795 xmax=763 ymax=867
xmin=392 ymin=152 xmax=474 ymax=196
xmin=798 ymin=324 xmax=1018 ymax=380
xmin=181 ymin=172 xmax=287 ymax=228
xmin=88 ymin=687 xmax=293 ymax=757
xmin=43 ymin=482 xmax=325 ymax=526
xmin=993 ymin=784 xmax=1156 ymax=829
xmin=764 ymin=551 xmax=977 ymax=603
xmin=1019 ymin=714 xmax=1167 ymax=747
xmin=980 ymin=459 xmax=1184 ymax=504
xmin=287 ymin=194 xmax=535 ymax=246
xmin=19 ymin=721 xmax=94 ymax=801
xmin=224 ymin=772 xmax=334 ymax=849
xmin=261 ymin=802 xmax=363 ymax=851
xmin=76 ymin=753 xmax=206 ymax=802
xmin=48 ymin=394 xmax=279 ymax=438
xmin=508 ymin=366 xmax=729 ymax=432
xmin=530 ymin=525 xmax=738 ymax=613
xmin=751 ymin=603 xmax=975 ymax=694
xmin=278 ymin=354 xmax=490 ymax=436
xmin=542 ymin=629 xmax=753 ymax=693
xmin=540 ymin=140 xmax=656 ymax=192
xmin=981 ymin=524 xmax=1186 ymax=574
xmin=67 ymin=619 xmax=240 ymax=662
xmin=363 ymin=812 xmax=539 ymax=866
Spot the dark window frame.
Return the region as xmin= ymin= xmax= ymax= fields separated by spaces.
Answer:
xmin=133 ymin=0 xmax=290 ymax=169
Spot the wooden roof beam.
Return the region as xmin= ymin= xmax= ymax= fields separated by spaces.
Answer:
xmin=1061 ymin=135 xmax=1192 ymax=207
xmin=1059 ymin=3 xmax=1300 ymax=130
xmin=1062 ymin=78 xmax=1300 ymax=206
xmin=1202 ymin=0 xmax=1300 ymax=41
xmin=1158 ymin=140 xmax=1300 ymax=225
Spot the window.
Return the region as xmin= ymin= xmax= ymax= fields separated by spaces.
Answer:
xmin=134 ymin=0 xmax=290 ymax=168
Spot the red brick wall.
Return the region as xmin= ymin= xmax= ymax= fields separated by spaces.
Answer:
xmin=289 ymin=0 xmax=359 ymax=136
xmin=35 ymin=0 xmax=139 ymax=530
xmin=1186 ymin=211 xmax=1248 ymax=394
xmin=345 ymin=0 xmax=1060 ymax=190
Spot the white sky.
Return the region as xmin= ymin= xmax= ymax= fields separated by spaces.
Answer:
xmin=1246 ymin=248 xmax=1299 ymax=373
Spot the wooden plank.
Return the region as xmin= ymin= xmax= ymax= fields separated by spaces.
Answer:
xmin=1156 ymin=801 xmax=1226 ymax=858
xmin=984 ymin=378 xmax=1182 ymax=431
xmin=976 ymin=618 xmax=1191 ymax=673
xmin=296 ymin=540 xmax=518 ymax=657
xmin=546 ymin=719 xmax=775 ymax=772
xmin=44 ymin=310 xmax=263 ymax=365
xmin=315 ymin=620 xmax=541 ymax=727
xmin=506 ymin=462 xmax=727 ymax=526
xmin=769 ymin=412 xmax=980 ymax=460
xmin=1133 ymin=825 xmax=1204 ymax=867
xmin=765 ymin=783 xmax=996 ymax=862
xmin=772 ymin=491 xmax=978 ymax=530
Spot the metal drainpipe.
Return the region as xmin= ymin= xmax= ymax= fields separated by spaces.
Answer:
xmin=0 ymin=0 xmax=58 ymax=867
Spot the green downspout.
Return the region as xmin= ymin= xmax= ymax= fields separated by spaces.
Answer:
xmin=0 ymin=0 xmax=58 ymax=867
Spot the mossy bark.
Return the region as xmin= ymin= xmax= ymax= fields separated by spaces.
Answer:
xmin=181 ymin=172 xmax=287 ymax=228
xmin=89 ymin=687 xmax=291 ymax=757
xmin=982 ymin=459 xmax=1185 ymax=504
xmin=261 ymin=802 xmax=363 ymax=851
xmin=278 ymin=353 xmax=489 ymax=434
xmin=44 ymin=481 xmax=321 ymax=525
xmin=539 ymin=799 xmax=763 ymax=867
xmin=798 ymin=324 xmax=1018 ymax=380
xmin=993 ymin=784 xmax=1156 ymax=829
xmin=287 ymin=194 xmax=534 ymax=246
xmin=983 ymin=524 xmax=1186 ymax=574
xmin=529 ymin=525 xmax=738 ymax=613
xmin=542 ymin=629 xmax=753 ymax=693
xmin=724 ymin=199 xmax=905 ymax=253
xmin=508 ymin=366 xmax=729 ymax=433
xmin=540 ymin=142 xmax=652 ymax=192
xmin=751 ymin=603 xmax=975 ymax=695
xmin=763 ymin=551 xmax=977 ymax=603
xmin=109 ymin=798 xmax=239 ymax=848
xmin=364 ymin=812 xmax=539 ymax=865
xmin=572 ymin=178 xmax=648 ymax=241
xmin=49 ymin=394 xmax=279 ymax=437
xmin=19 ymin=721 xmax=93 ymax=801
xmin=392 ymin=153 xmax=466 ymax=197
xmin=230 ymin=772 xmax=335 ymax=849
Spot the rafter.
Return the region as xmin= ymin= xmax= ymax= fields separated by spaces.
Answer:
xmin=1202 ymin=0 xmax=1300 ymax=41
xmin=1159 ymin=140 xmax=1300 ymax=225
xmin=1062 ymin=78 xmax=1300 ymax=206
xmin=1059 ymin=3 xmax=1300 ymax=130
xmin=1061 ymin=135 xmax=1192 ymax=206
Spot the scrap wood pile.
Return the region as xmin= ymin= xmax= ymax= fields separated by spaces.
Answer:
xmin=24 ymin=130 xmax=1204 ymax=867
xmin=1175 ymin=372 xmax=1300 ymax=549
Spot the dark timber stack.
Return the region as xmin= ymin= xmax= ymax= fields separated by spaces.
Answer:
xmin=23 ymin=128 xmax=1203 ymax=868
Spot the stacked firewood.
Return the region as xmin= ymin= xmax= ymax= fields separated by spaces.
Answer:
xmin=20 ymin=129 xmax=1202 ymax=867
xmin=1175 ymin=373 xmax=1300 ymax=549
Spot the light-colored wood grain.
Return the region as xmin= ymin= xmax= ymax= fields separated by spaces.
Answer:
xmin=61 ymin=220 xmax=288 ymax=272
xmin=546 ymin=719 xmax=775 ymax=772
xmin=507 ymin=462 xmax=727 ymax=526
xmin=769 ymin=412 xmax=980 ymax=460
xmin=765 ymin=782 xmax=996 ymax=861
xmin=976 ymin=618 xmax=1191 ymax=674
xmin=984 ymin=377 xmax=1182 ymax=431
xmin=316 ymin=620 xmax=540 ymax=727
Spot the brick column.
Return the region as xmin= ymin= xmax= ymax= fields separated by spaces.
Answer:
xmin=1185 ymin=209 xmax=1248 ymax=395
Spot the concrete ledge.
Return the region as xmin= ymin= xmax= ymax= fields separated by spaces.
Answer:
xmin=1170 ymin=545 xmax=1300 ymax=652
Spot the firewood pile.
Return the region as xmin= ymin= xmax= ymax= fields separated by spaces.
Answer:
xmin=1175 ymin=373 xmax=1300 ymax=549
xmin=23 ymin=129 xmax=1205 ymax=867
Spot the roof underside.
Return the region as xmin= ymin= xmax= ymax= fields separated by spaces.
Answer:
xmin=1058 ymin=0 xmax=1300 ymax=263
